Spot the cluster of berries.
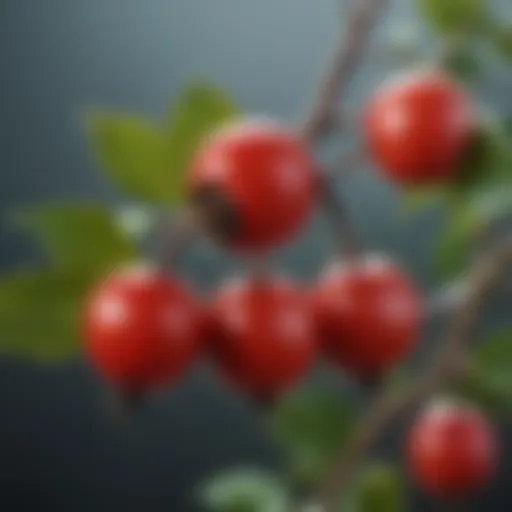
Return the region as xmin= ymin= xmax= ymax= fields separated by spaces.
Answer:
xmin=83 ymin=71 xmax=497 ymax=498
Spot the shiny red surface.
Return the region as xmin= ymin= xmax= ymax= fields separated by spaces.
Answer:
xmin=313 ymin=256 xmax=422 ymax=376
xmin=364 ymin=71 xmax=475 ymax=185
xmin=189 ymin=119 xmax=316 ymax=250
xmin=208 ymin=276 xmax=316 ymax=398
xmin=407 ymin=400 xmax=498 ymax=498
xmin=83 ymin=266 xmax=201 ymax=392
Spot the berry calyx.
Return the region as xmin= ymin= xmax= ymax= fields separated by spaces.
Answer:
xmin=313 ymin=255 xmax=422 ymax=377
xmin=406 ymin=399 xmax=498 ymax=498
xmin=364 ymin=70 xmax=476 ymax=185
xmin=208 ymin=276 xmax=316 ymax=400
xmin=189 ymin=119 xmax=316 ymax=251
xmin=83 ymin=266 xmax=201 ymax=392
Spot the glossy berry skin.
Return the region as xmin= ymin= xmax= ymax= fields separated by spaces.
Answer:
xmin=189 ymin=119 xmax=316 ymax=251
xmin=208 ymin=276 xmax=316 ymax=399
xmin=84 ymin=266 xmax=201 ymax=392
xmin=364 ymin=71 xmax=475 ymax=185
xmin=407 ymin=400 xmax=498 ymax=498
xmin=313 ymin=256 xmax=422 ymax=377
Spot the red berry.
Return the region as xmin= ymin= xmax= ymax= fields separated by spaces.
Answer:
xmin=189 ymin=119 xmax=316 ymax=250
xmin=83 ymin=266 xmax=201 ymax=392
xmin=364 ymin=70 xmax=476 ymax=185
xmin=208 ymin=276 xmax=316 ymax=399
xmin=407 ymin=399 xmax=498 ymax=498
xmin=313 ymin=256 xmax=422 ymax=377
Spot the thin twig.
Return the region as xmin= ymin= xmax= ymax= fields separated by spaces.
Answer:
xmin=317 ymin=168 xmax=362 ymax=258
xmin=302 ymin=0 xmax=389 ymax=142
xmin=315 ymin=238 xmax=512 ymax=512
xmin=300 ymin=0 xmax=389 ymax=258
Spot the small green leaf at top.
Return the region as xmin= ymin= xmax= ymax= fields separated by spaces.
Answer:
xmin=418 ymin=0 xmax=489 ymax=35
xmin=11 ymin=204 xmax=137 ymax=277
xmin=271 ymin=387 xmax=356 ymax=485
xmin=199 ymin=469 xmax=290 ymax=512
xmin=0 ymin=270 xmax=90 ymax=360
xmin=86 ymin=82 xmax=237 ymax=204
xmin=343 ymin=462 xmax=406 ymax=512
xmin=164 ymin=81 xmax=239 ymax=200
xmin=463 ymin=329 xmax=512 ymax=414
xmin=87 ymin=112 xmax=172 ymax=203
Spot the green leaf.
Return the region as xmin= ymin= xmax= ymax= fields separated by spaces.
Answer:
xmin=12 ymin=204 xmax=137 ymax=277
xmin=164 ymin=81 xmax=238 ymax=201
xmin=0 ymin=270 xmax=90 ymax=360
xmin=464 ymin=329 xmax=512 ymax=414
xmin=492 ymin=22 xmax=512 ymax=61
xmin=349 ymin=463 xmax=406 ymax=512
xmin=86 ymin=82 xmax=237 ymax=204
xmin=199 ymin=469 xmax=290 ymax=512
xmin=87 ymin=112 xmax=172 ymax=203
xmin=418 ymin=0 xmax=489 ymax=35
xmin=435 ymin=203 xmax=483 ymax=279
xmin=272 ymin=387 xmax=355 ymax=485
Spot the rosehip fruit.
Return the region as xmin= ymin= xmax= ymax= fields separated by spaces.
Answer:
xmin=364 ymin=70 xmax=476 ymax=185
xmin=189 ymin=119 xmax=316 ymax=250
xmin=84 ymin=266 xmax=201 ymax=392
xmin=407 ymin=399 xmax=498 ymax=498
xmin=208 ymin=276 xmax=316 ymax=399
xmin=313 ymin=256 xmax=422 ymax=377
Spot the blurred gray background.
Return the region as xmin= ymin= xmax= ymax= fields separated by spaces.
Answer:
xmin=0 ymin=0 xmax=510 ymax=510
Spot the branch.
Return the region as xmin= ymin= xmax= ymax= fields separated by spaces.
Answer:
xmin=300 ymin=0 xmax=389 ymax=258
xmin=317 ymin=163 xmax=362 ymax=258
xmin=302 ymin=0 xmax=389 ymax=142
xmin=315 ymin=238 xmax=512 ymax=512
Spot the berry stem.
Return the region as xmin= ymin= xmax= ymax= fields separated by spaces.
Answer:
xmin=155 ymin=209 xmax=196 ymax=276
